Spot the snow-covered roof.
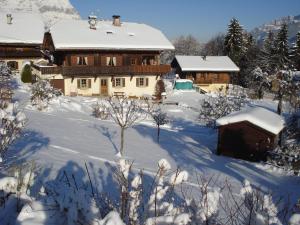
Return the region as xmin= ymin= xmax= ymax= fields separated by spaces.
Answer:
xmin=175 ymin=55 xmax=240 ymax=72
xmin=49 ymin=19 xmax=175 ymax=51
xmin=216 ymin=107 xmax=285 ymax=135
xmin=0 ymin=12 xmax=44 ymax=45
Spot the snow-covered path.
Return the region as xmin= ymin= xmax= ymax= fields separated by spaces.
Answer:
xmin=6 ymin=80 xmax=300 ymax=202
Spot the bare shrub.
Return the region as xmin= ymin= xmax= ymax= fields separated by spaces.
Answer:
xmin=30 ymin=79 xmax=62 ymax=111
xmin=92 ymin=101 xmax=109 ymax=120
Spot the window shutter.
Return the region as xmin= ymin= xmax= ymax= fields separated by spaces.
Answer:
xmin=122 ymin=78 xmax=125 ymax=87
xmin=77 ymin=79 xmax=80 ymax=88
xmin=136 ymin=78 xmax=139 ymax=87
xmin=112 ymin=78 xmax=115 ymax=87
xmin=88 ymin=79 xmax=91 ymax=88
xmin=146 ymin=78 xmax=149 ymax=86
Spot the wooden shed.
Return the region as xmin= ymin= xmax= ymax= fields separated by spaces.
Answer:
xmin=171 ymin=55 xmax=239 ymax=93
xmin=216 ymin=107 xmax=285 ymax=161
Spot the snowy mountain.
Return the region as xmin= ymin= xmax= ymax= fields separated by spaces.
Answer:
xmin=252 ymin=14 xmax=300 ymax=44
xmin=0 ymin=0 xmax=80 ymax=26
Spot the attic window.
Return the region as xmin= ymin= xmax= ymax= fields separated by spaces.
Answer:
xmin=106 ymin=31 xmax=114 ymax=35
xmin=128 ymin=32 xmax=135 ymax=36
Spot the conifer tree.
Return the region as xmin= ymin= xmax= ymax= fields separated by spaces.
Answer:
xmin=259 ymin=31 xmax=276 ymax=73
xmin=273 ymin=23 xmax=289 ymax=70
xmin=224 ymin=18 xmax=246 ymax=66
xmin=290 ymin=32 xmax=300 ymax=70
xmin=21 ymin=64 xmax=32 ymax=83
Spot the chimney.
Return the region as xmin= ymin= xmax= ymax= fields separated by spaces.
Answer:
xmin=88 ymin=15 xmax=98 ymax=29
xmin=6 ymin=14 xmax=12 ymax=25
xmin=112 ymin=15 xmax=121 ymax=26
xmin=202 ymin=55 xmax=207 ymax=61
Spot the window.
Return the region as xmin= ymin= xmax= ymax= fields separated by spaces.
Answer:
xmin=131 ymin=58 xmax=137 ymax=65
xmin=213 ymin=73 xmax=219 ymax=81
xmin=136 ymin=77 xmax=149 ymax=87
xmin=142 ymin=56 xmax=156 ymax=65
xmin=77 ymin=79 xmax=91 ymax=89
xmin=112 ymin=78 xmax=125 ymax=87
xmin=106 ymin=56 xmax=117 ymax=66
xmin=77 ymin=56 xmax=88 ymax=65
xmin=7 ymin=61 xmax=18 ymax=70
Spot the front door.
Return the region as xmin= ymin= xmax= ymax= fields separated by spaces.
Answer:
xmin=100 ymin=79 xmax=108 ymax=95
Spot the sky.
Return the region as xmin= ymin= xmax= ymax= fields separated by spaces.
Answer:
xmin=70 ymin=0 xmax=300 ymax=42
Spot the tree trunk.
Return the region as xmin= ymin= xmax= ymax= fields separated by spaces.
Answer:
xmin=277 ymin=95 xmax=283 ymax=115
xmin=120 ymin=127 xmax=125 ymax=156
xmin=157 ymin=125 xmax=160 ymax=143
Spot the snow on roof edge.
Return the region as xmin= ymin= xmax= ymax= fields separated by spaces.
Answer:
xmin=216 ymin=107 xmax=285 ymax=135
xmin=175 ymin=55 xmax=240 ymax=72
xmin=181 ymin=67 xmax=240 ymax=72
xmin=54 ymin=45 xmax=175 ymax=51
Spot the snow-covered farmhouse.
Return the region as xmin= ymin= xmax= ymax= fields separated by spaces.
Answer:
xmin=171 ymin=55 xmax=240 ymax=93
xmin=216 ymin=107 xmax=285 ymax=161
xmin=32 ymin=15 xmax=174 ymax=97
xmin=0 ymin=12 xmax=44 ymax=71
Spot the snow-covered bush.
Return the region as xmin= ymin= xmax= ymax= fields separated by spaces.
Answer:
xmin=199 ymin=91 xmax=247 ymax=127
xmin=268 ymin=141 xmax=300 ymax=175
xmin=267 ymin=114 xmax=300 ymax=175
xmin=0 ymin=62 xmax=13 ymax=109
xmin=30 ymin=79 xmax=62 ymax=111
xmin=185 ymin=180 xmax=221 ymax=224
xmin=219 ymin=179 xmax=284 ymax=225
xmin=112 ymin=158 xmax=190 ymax=225
xmin=0 ymin=162 xmax=35 ymax=224
xmin=39 ymin=179 xmax=102 ymax=225
xmin=248 ymin=67 xmax=271 ymax=99
xmin=0 ymin=102 xmax=26 ymax=162
xmin=92 ymin=101 xmax=109 ymax=120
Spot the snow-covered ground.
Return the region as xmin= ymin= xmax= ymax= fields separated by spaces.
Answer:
xmin=5 ymin=76 xmax=300 ymax=208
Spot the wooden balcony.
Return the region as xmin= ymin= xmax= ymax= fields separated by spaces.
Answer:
xmin=0 ymin=50 xmax=41 ymax=58
xmin=34 ymin=65 xmax=171 ymax=76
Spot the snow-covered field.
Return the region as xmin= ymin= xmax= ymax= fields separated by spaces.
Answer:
xmin=5 ymin=77 xmax=300 ymax=212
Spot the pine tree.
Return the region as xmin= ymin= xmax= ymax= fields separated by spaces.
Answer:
xmin=224 ymin=18 xmax=246 ymax=66
xmin=239 ymin=33 xmax=261 ymax=87
xmin=259 ymin=31 xmax=276 ymax=73
xmin=290 ymin=32 xmax=300 ymax=70
xmin=273 ymin=23 xmax=290 ymax=71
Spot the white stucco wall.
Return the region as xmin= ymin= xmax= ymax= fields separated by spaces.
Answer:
xmin=63 ymin=75 xmax=158 ymax=97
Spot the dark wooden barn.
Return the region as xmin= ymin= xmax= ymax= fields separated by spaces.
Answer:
xmin=216 ymin=107 xmax=285 ymax=161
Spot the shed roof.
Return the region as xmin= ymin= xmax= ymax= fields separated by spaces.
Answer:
xmin=216 ymin=107 xmax=285 ymax=135
xmin=0 ymin=12 xmax=44 ymax=45
xmin=174 ymin=55 xmax=240 ymax=72
xmin=49 ymin=19 xmax=174 ymax=51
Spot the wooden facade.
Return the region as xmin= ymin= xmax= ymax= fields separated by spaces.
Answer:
xmin=183 ymin=72 xmax=231 ymax=85
xmin=36 ymin=33 xmax=171 ymax=77
xmin=0 ymin=44 xmax=42 ymax=70
xmin=217 ymin=121 xmax=280 ymax=161
xmin=34 ymin=32 xmax=172 ymax=97
xmin=0 ymin=45 xmax=41 ymax=58
xmin=171 ymin=58 xmax=231 ymax=85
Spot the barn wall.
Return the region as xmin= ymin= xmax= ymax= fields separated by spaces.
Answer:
xmin=217 ymin=121 xmax=278 ymax=161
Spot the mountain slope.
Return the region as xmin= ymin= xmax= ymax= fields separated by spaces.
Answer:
xmin=252 ymin=14 xmax=300 ymax=44
xmin=0 ymin=0 xmax=80 ymax=26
